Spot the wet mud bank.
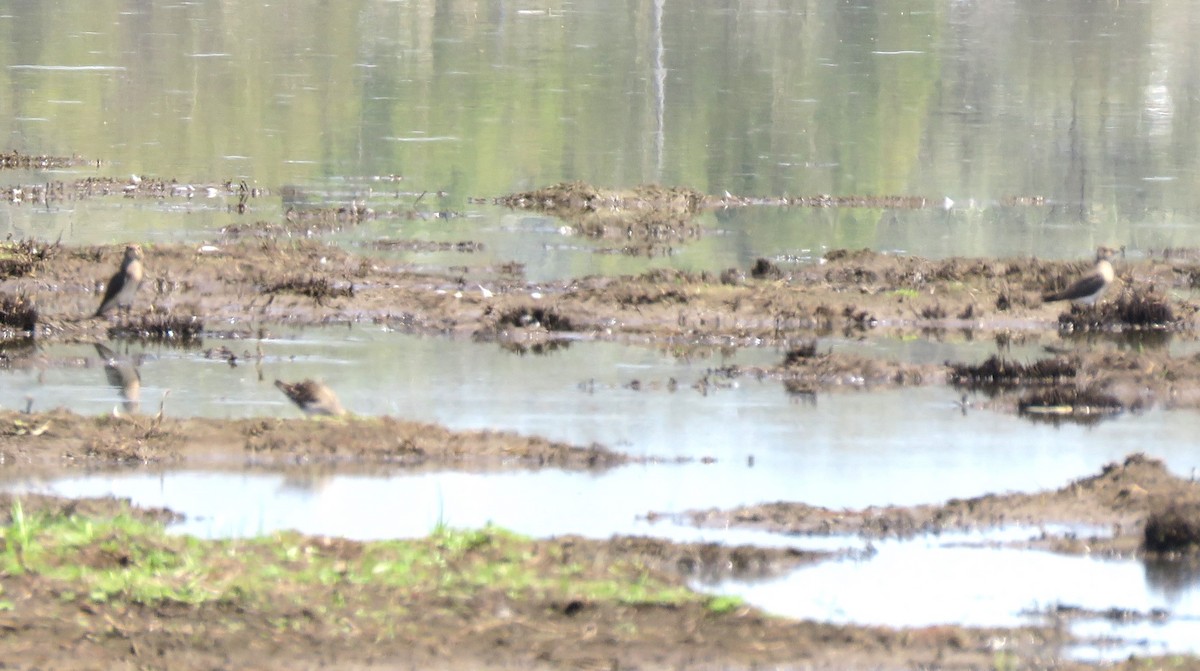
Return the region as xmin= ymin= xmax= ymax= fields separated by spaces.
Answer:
xmin=658 ymin=454 xmax=1200 ymax=560
xmin=3 ymin=241 xmax=1197 ymax=343
xmin=0 ymin=409 xmax=635 ymax=477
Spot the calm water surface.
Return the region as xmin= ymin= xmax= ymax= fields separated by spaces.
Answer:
xmin=5 ymin=0 xmax=1200 ymax=658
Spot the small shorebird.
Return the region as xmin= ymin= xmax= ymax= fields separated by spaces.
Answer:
xmin=274 ymin=379 xmax=347 ymax=416
xmin=94 ymin=244 xmax=145 ymax=318
xmin=1042 ymin=247 xmax=1117 ymax=306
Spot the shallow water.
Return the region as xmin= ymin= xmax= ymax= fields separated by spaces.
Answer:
xmin=714 ymin=533 xmax=1200 ymax=661
xmin=8 ymin=330 xmax=1200 ymax=510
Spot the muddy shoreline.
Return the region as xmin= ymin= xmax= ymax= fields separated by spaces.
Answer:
xmin=5 ymin=234 xmax=1200 ymax=667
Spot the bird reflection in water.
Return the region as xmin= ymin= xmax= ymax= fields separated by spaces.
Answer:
xmin=95 ymin=343 xmax=142 ymax=414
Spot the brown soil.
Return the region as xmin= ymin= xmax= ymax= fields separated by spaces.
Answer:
xmin=660 ymin=453 xmax=1193 ymax=558
xmin=5 ymin=240 xmax=1198 ymax=343
xmin=7 ymin=236 xmax=1200 ymax=667
xmin=0 ymin=409 xmax=634 ymax=479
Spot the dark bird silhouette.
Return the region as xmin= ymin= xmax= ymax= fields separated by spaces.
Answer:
xmin=94 ymin=244 xmax=145 ymax=318
xmin=274 ymin=379 xmax=347 ymax=416
xmin=1042 ymin=247 xmax=1117 ymax=306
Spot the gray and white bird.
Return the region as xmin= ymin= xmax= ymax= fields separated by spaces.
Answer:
xmin=94 ymin=244 xmax=145 ymax=318
xmin=1042 ymin=247 xmax=1117 ymax=306
xmin=274 ymin=379 xmax=347 ymax=417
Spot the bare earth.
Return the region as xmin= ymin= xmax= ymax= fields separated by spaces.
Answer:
xmin=4 ymin=236 xmax=1200 ymax=668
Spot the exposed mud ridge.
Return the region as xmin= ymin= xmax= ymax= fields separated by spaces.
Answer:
xmin=0 ymin=409 xmax=640 ymax=476
xmin=661 ymin=454 xmax=1192 ymax=552
xmin=0 ymin=176 xmax=267 ymax=205
xmin=9 ymin=241 xmax=1200 ymax=344
xmin=0 ymin=149 xmax=96 ymax=170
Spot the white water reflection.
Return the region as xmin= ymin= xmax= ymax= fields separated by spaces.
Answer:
xmin=713 ymin=536 xmax=1200 ymax=661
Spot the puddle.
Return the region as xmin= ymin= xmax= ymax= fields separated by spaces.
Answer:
xmin=708 ymin=534 xmax=1200 ymax=661
xmin=1 ymin=468 xmax=862 ymax=549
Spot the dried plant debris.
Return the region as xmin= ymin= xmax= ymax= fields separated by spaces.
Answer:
xmin=0 ymin=150 xmax=95 ymax=169
xmin=1144 ymin=501 xmax=1200 ymax=555
xmin=1017 ymin=386 xmax=1124 ymax=425
xmin=108 ymin=313 xmax=204 ymax=343
xmin=1057 ymin=287 xmax=1179 ymax=331
xmin=0 ymin=238 xmax=60 ymax=278
xmin=947 ymin=355 xmax=1076 ymax=389
xmin=0 ymin=293 xmax=38 ymax=332
xmin=266 ymin=276 xmax=355 ymax=303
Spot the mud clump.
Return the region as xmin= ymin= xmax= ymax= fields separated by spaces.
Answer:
xmin=0 ymin=293 xmax=38 ymax=332
xmin=1144 ymin=502 xmax=1200 ymax=555
xmin=750 ymin=257 xmax=783 ymax=280
xmin=667 ymin=453 xmax=1190 ymax=542
xmin=266 ymin=275 xmax=355 ymax=304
